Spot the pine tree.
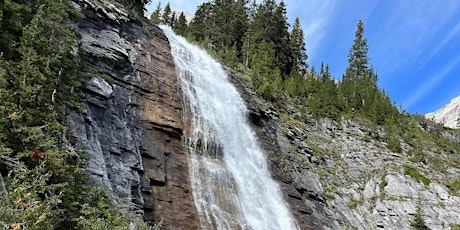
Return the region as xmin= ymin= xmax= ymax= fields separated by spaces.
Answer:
xmin=162 ymin=2 xmax=172 ymax=25
xmin=272 ymin=1 xmax=292 ymax=75
xmin=290 ymin=17 xmax=308 ymax=72
xmin=175 ymin=12 xmax=188 ymax=36
xmin=150 ymin=1 xmax=161 ymax=24
xmin=189 ymin=2 xmax=212 ymax=42
xmin=170 ymin=11 xmax=177 ymax=28
xmin=229 ymin=0 xmax=249 ymax=60
xmin=249 ymin=0 xmax=292 ymax=75
xmin=0 ymin=0 xmax=33 ymax=60
xmin=345 ymin=20 xmax=369 ymax=79
xmin=411 ymin=199 xmax=430 ymax=230
xmin=341 ymin=19 xmax=370 ymax=112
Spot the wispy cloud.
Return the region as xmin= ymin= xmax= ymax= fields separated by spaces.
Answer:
xmin=403 ymin=55 xmax=460 ymax=111
xmin=285 ymin=0 xmax=338 ymax=60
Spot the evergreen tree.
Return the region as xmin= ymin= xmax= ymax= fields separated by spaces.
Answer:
xmin=250 ymin=41 xmax=282 ymax=101
xmin=290 ymin=17 xmax=308 ymax=72
xmin=170 ymin=11 xmax=177 ymax=28
xmin=341 ymin=19 xmax=370 ymax=112
xmin=162 ymin=2 xmax=172 ymax=26
xmin=175 ymin=12 xmax=188 ymax=36
xmin=249 ymin=0 xmax=292 ymax=75
xmin=229 ymin=0 xmax=249 ymax=60
xmin=189 ymin=2 xmax=212 ymax=42
xmin=210 ymin=0 xmax=235 ymax=50
xmin=411 ymin=199 xmax=430 ymax=230
xmin=272 ymin=1 xmax=292 ymax=75
xmin=345 ymin=20 xmax=369 ymax=79
xmin=150 ymin=1 xmax=161 ymax=24
xmin=122 ymin=0 xmax=151 ymax=16
xmin=0 ymin=0 xmax=32 ymax=60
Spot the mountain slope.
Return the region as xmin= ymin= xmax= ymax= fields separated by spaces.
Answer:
xmin=426 ymin=95 xmax=460 ymax=129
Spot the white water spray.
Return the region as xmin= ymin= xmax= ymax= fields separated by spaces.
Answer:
xmin=160 ymin=26 xmax=299 ymax=230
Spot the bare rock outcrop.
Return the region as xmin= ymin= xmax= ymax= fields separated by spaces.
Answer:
xmin=68 ymin=0 xmax=199 ymax=228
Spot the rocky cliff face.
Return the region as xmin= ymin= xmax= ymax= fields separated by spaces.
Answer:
xmin=68 ymin=0 xmax=199 ymax=228
xmin=228 ymin=73 xmax=460 ymax=229
xmin=229 ymin=72 xmax=459 ymax=229
xmin=426 ymin=95 xmax=460 ymax=129
xmin=67 ymin=1 xmax=460 ymax=229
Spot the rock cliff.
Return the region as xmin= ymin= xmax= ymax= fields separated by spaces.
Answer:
xmin=66 ymin=1 xmax=460 ymax=229
xmin=233 ymin=78 xmax=460 ymax=229
xmin=426 ymin=95 xmax=460 ymax=129
xmin=68 ymin=0 xmax=199 ymax=228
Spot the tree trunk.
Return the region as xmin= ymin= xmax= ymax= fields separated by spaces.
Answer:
xmin=0 ymin=173 xmax=7 ymax=199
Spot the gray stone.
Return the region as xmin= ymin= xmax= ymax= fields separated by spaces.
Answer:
xmin=86 ymin=77 xmax=113 ymax=98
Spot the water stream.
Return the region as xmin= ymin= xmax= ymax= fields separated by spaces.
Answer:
xmin=161 ymin=26 xmax=298 ymax=230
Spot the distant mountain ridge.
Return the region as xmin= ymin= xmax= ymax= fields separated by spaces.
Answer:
xmin=426 ymin=95 xmax=460 ymax=129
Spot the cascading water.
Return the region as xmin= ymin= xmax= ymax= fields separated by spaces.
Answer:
xmin=160 ymin=26 xmax=299 ymax=230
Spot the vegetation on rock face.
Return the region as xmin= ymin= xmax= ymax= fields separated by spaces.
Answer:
xmin=411 ymin=199 xmax=430 ymax=230
xmin=162 ymin=0 xmax=460 ymax=228
xmin=0 ymin=0 xmax=153 ymax=229
xmin=404 ymin=165 xmax=431 ymax=186
xmin=167 ymin=0 xmax=460 ymax=161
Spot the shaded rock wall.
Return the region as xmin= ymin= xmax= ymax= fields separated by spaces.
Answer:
xmin=68 ymin=0 xmax=199 ymax=228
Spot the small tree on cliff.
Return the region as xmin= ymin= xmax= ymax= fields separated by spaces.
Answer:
xmin=411 ymin=198 xmax=430 ymax=230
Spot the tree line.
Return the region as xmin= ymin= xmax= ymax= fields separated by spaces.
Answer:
xmin=153 ymin=0 xmax=399 ymax=125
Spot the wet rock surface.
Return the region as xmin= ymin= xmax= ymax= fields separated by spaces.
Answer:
xmin=68 ymin=0 xmax=199 ymax=228
xmin=66 ymin=1 xmax=460 ymax=229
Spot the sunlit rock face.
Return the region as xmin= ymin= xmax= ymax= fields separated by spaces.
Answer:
xmin=426 ymin=95 xmax=460 ymax=129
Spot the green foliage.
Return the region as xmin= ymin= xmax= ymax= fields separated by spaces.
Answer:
xmin=347 ymin=196 xmax=364 ymax=209
xmin=121 ymin=0 xmax=151 ymax=17
xmin=0 ymin=162 xmax=63 ymax=230
xmin=150 ymin=2 xmax=161 ymax=24
xmin=290 ymin=17 xmax=308 ymax=71
xmin=380 ymin=174 xmax=388 ymax=188
xmin=447 ymin=178 xmax=460 ymax=196
xmin=404 ymin=165 xmax=430 ymax=186
xmin=162 ymin=2 xmax=172 ymax=26
xmin=387 ymin=135 xmax=402 ymax=153
xmin=175 ymin=12 xmax=188 ymax=36
xmin=0 ymin=1 xmax=153 ymax=229
xmin=411 ymin=199 xmax=430 ymax=230
xmin=75 ymin=188 xmax=153 ymax=230
xmin=0 ymin=160 xmax=152 ymax=230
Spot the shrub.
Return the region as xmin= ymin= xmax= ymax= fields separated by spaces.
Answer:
xmin=404 ymin=165 xmax=430 ymax=186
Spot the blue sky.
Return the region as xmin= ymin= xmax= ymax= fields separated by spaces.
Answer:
xmin=147 ymin=1 xmax=460 ymax=114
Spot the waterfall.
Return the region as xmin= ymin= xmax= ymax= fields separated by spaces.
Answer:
xmin=160 ymin=26 xmax=299 ymax=230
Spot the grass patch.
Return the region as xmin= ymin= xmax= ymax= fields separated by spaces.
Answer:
xmin=404 ymin=165 xmax=431 ymax=186
xmin=347 ymin=196 xmax=364 ymax=209
xmin=447 ymin=178 xmax=460 ymax=196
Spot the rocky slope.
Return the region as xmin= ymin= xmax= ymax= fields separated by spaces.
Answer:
xmin=426 ymin=95 xmax=460 ymax=129
xmin=230 ymin=71 xmax=460 ymax=229
xmin=67 ymin=1 xmax=460 ymax=229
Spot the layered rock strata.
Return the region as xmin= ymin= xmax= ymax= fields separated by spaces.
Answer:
xmin=68 ymin=0 xmax=199 ymax=228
